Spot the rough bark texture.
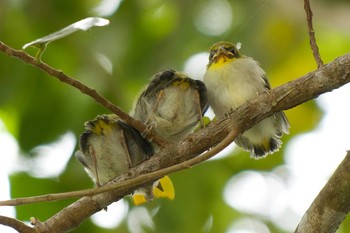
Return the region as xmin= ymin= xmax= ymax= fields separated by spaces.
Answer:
xmin=1 ymin=39 xmax=350 ymax=232
xmin=34 ymin=53 xmax=350 ymax=233
xmin=295 ymin=151 xmax=350 ymax=233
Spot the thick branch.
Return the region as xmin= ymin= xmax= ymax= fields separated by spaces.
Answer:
xmin=28 ymin=52 xmax=350 ymax=232
xmin=294 ymin=151 xmax=350 ymax=233
xmin=1 ymin=40 xmax=350 ymax=232
xmin=0 ymin=216 xmax=33 ymax=233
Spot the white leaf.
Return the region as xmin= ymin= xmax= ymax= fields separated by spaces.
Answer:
xmin=23 ymin=17 xmax=110 ymax=49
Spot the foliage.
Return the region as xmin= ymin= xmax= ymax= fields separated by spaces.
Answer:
xmin=1 ymin=0 xmax=350 ymax=232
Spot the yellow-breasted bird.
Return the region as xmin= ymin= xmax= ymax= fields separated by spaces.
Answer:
xmin=75 ymin=114 xmax=174 ymax=204
xmin=131 ymin=69 xmax=208 ymax=142
xmin=203 ymin=41 xmax=290 ymax=159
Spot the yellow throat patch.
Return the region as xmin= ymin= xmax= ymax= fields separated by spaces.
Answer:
xmin=209 ymin=56 xmax=235 ymax=70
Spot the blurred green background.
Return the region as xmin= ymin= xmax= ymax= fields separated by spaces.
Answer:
xmin=1 ymin=0 xmax=350 ymax=232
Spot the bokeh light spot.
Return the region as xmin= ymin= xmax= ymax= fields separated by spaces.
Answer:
xmin=91 ymin=200 xmax=128 ymax=229
xmin=227 ymin=217 xmax=270 ymax=233
xmin=92 ymin=0 xmax=122 ymax=16
xmin=183 ymin=52 xmax=209 ymax=81
xmin=194 ymin=0 xmax=233 ymax=36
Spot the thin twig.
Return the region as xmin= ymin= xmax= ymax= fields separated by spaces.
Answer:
xmin=0 ymin=129 xmax=238 ymax=207
xmin=32 ymin=51 xmax=350 ymax=232
xmin=0 ymin=40 xmax=237 ymax=207
xmin=0 ymin=41 xmax=167 ymax=147
xmin=304 ymin=0 xmax=324 ymax=68
xmin=1 ymin=52 xmax=350 ymax=208
xmin=0 ymin=215 xmax=34 ymax=233
xmin=1 ymin=51 xmax=350 ymax=232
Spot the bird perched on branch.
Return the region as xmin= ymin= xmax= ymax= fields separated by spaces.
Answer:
xmin=129 ymin=69 xmax=208 ymax=204
xmin=131 ymin=69 xmax=208 ymax=142
xmin=75 ymin=114 xmax=174 ymax=205
xmin=203 ymin=41 xmax=290 ymax=159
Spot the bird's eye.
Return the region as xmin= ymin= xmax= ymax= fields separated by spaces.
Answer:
xmin=209 ymin=50 xmax=216 ymax=60
xmin=228 ymin=47 xmax=238 ymax=57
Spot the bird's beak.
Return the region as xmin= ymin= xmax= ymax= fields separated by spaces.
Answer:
xmin=212 ymin=46 xmax=234 ymax=62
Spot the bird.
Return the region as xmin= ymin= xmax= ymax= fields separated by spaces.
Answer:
xmin=75 ymin=114 xmax=174 ymax=204
xmin=203 ymin=41 xmax=290 ymax=159
xmin=129 ymin=69 xmax=208 ymax=204
xmin=130 ymin=69 xmax=208 ymax=142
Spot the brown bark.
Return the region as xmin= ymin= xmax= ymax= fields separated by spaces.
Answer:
xmin=1 ymin=40 xmax=350 ymax=232
xmin=51 ymin=52 xmax=350 ymax=233
xmin=295 ymin=151 xmax=350 ymax=233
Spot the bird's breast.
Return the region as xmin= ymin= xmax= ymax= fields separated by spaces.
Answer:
xmin=204 ymin=58 xmax=266 ymax=117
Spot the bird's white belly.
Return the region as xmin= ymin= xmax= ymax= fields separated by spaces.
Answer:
xmin=205 ymin=67 xmax=263 ymax=117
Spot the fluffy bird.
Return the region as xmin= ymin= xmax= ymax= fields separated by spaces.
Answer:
xmin=130 ymin=69 xmax=208 ymax=204
xmin=75 ymin=114 xmax=174 ymax=204
xmin=203 ymin=41 xmax=290 ymax=158
xmin=131 ymin=69 xmax=208 ymax=142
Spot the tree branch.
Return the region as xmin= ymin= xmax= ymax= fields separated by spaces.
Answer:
xmin=0 ymin=215 xmax=33 ymax=233
xmin=304 ymin=0 xmax=324 ymax=68
xmin=294 ymin=150 xmax=350 ymax=233
xmin=0 ymin=128 xmax=239 ymax=207
xmin=0 ymin=41 xmax=167 ymax=147
xmin=1 ymin=50 xmax=349 ymax=232
xmin=1 ymin=32 xmax=350 ymax=231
